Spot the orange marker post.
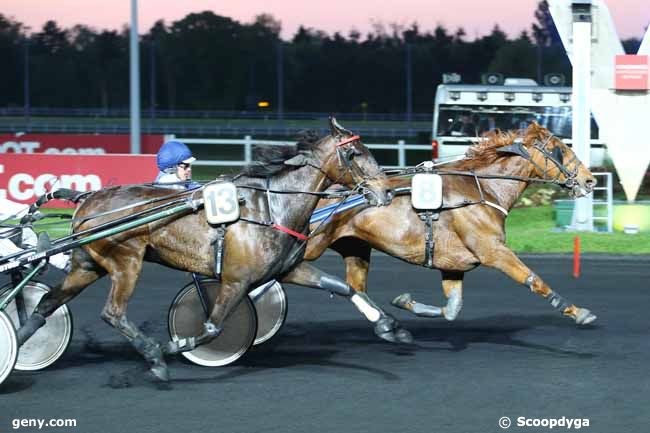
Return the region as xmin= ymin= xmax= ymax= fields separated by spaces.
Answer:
xmin=573 ymin=236 xmax=581 ymax=278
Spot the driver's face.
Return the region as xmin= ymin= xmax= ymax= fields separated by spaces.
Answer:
xmin=176 ymin=163 xmax=192 ymax=180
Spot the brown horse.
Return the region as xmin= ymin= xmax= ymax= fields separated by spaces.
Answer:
xmin=16 ymin=118 xmax=411 ymax=382
xmin=305 ymin=123 xmax=598 ymax=327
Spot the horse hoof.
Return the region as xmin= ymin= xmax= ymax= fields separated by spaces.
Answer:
xmin=391 ymin=293 xmax=412 ymax=309
xmin=394 ymin=328 xmax=414 ymax=344
xmin=575 ymin=308 xmax=597 ymax=325
xmin=374 ymin=316 xmax=410 ymax=344
xmin=148 ymin=364 xmax=170 ymax=382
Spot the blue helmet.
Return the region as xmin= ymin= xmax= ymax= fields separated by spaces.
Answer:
xmin=157 ymin=140 xmax=196 ymax=170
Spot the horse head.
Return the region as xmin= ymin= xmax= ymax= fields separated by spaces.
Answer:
xmin=498 ymin=122 xmax=596 ymax=198
xmin=287 ymin=117 xmax=391 ymax=206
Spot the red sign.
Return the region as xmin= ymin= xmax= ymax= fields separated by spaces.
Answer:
xmin=0 ymin=154 xmax=158 ymax=206
xmin=615 ymin=55 xmax=649 ymax=90
xmin=0 ymin=134 xmax=165 ymax=155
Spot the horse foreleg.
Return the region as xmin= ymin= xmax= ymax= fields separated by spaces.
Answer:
xmin=391 ymin=271 xmax=464 ymax=321
xmin=481 ymin=245 xmax=596 ymax=325
xmin=332 ymin=238 xmax=372 ymax=293
xmin=163 ymin=280 xmax=242 ymax=355
xmin=281 ymin=262 xmax=413 ymax=343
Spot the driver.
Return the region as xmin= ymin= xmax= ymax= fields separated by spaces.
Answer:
xmin=0 ymin=197 xmax=70 ymax=271
xmin=154 ymin=140 xmax=197 ymax=189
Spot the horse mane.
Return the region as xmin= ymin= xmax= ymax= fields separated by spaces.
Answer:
xmin=242 ymin=130 xmax=321 ymax=177
xmin=449 ymin=122 xmax=548 ymax=170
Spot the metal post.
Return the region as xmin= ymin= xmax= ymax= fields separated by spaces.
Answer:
xmin=23 ymin=36 xmax=30 ymax=122
xmin=570 ymin=0 xmax=593 ymax=231
xmin=276 ymin=42 xmax=284 ymax=120
xmin=397 ymin=140 xmax=406 ymax=168
xmin=130 ymin=0 xmax=141 ymax=154
xmin=244 ymin=135 xmax=253 ymax=164
xmin=405 ymin=44 xmax=413 ymax=123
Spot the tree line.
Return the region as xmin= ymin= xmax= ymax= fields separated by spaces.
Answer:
xmin=0 ymin=2 xmax=642 ymax=114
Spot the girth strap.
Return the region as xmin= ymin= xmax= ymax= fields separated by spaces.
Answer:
xmin=213 ymin=225 xmax=226 ymax=279
xmin=420 ymin=211 xmax=437 ymax=268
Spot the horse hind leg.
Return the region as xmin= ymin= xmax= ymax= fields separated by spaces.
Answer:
xmin=391 ymin=271 xmax=464 ymax=321
xmin=97 ymin=248 xmax=169 ymax=382
xmin=16 ymin=249 xmax=106 ymax=345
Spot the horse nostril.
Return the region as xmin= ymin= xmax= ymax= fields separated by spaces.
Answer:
xmin=587 ymin=178 xmax=597 ymax=188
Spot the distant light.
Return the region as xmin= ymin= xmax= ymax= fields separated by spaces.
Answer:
xmin=258 ymin=101 xmax=270 ymax=108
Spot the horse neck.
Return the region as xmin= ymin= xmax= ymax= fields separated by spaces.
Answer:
xmin=269 ymin=164 xmax=331 ymax=229
xmin=472 ymin=156 xmax=534 ymax=211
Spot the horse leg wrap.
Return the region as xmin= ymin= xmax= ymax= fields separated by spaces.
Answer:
xmin=443 ymin=287 xmax=462 ymax=321
xmin=350 ymin=292 xmax=381 ymax=322
xmin=525 ymin=273 xmax=539 ymax=292
xmin=412 ymin=303 xmax=443 ymax=318
xmin=133 ymin=334 xmax=169 ymax=382
xmin=16 ymin=313 xmax=46 ymax=345
xmin=547 ymin=291 xmax=571 ymax=312
xmin=319 ymin=275 xmax=354 ymax=297
xmin=165 ymin=321 xmax=222 ymax=354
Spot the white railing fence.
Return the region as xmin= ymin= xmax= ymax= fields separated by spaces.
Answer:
xmin=169 ymin=135 xmax=433 ymax=169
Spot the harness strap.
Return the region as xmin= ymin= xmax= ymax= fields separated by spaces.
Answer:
xmin=336 ymin=135 xmax=361 ymax=147
xmin=483 ymin=200 xmax=509 ymax=216
xmin=271 ymin=223 xmax=309 ymax=241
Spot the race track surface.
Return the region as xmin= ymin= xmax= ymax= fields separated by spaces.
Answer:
xmin=1 ymin=255 xmax=649 ymax=433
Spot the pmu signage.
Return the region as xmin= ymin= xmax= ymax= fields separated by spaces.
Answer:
xmin=0 ymin=154 xmax=158 ymax=205
xmin=615 ymin=55 xmax=649 ymax=90
xmin=0 ymin=134 xmax=165 ymax=155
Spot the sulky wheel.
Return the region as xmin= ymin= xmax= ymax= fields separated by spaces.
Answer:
xmin=249 ymin=281 xmax=288 ymax=346
xmin=1 ymin=282 xmax=73 ymax=371
xmin=0 ymin=311 xmax=18 ymax=386
xmin=168 ymin=279 xmax=257 ymax=367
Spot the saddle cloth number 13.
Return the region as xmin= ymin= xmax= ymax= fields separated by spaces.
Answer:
xmin=203 ymin=182 xmax=240 ymax=224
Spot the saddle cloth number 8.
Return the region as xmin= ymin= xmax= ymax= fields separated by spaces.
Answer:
xmin=411 ymin=173 xmax=443 ymax=210
xmin=203 ymin=182 xmax=240 ymax=224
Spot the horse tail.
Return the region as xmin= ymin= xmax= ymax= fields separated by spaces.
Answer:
xmin=20 ymin=188 xmax=91 ymax=224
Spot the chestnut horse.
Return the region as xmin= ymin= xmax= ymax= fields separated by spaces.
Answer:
xmin=305 ymin=123 xmax=598 ymax=327
xmin=16 ymin=119 xmax=411 ymax=382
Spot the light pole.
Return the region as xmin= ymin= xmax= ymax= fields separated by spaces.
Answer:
xmin=23 ymin=31 xmax=30 ymax=122
xmin=405 ymin=43 xmax=413 ymax=122
xmin=149 ymin=39 xmax=156 ymax=121
xmin=276 ymin=41 xmax=284 ymax=120
xmin=130 ymin=0 xmax=141 ymax=154
xmin=570 ymin=0 xmax=593 ymax=231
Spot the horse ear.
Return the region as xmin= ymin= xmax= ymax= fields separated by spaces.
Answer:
xmin=284 ymin=153 xmax=316 ymax=167
xmin=496 ymin=142 xmax=530 ymax=159
xmin=329 ymin=116 xmax=353 ymax=136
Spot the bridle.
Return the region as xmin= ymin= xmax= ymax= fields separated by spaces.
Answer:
xmin=527 ymin=134 xmax=579 ymax=189
xmin=308 ymin=134 xmax=388 ymax=204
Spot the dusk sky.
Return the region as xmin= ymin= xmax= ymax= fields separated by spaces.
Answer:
xmin=3 ymin=0 xmax=648 ymax=40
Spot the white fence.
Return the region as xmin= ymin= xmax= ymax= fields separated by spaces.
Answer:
xmin=169 ymin=135 xmax=433 ymax=169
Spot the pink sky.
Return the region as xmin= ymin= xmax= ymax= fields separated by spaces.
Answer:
xmin=3 ymin=0 xmax=648 ymax=40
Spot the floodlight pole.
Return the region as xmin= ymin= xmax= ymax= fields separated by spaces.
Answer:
xmin=130 ymin=0 xmax=141 ymax=154
xmin=570 ymin=0 xmax=593 ymax=231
